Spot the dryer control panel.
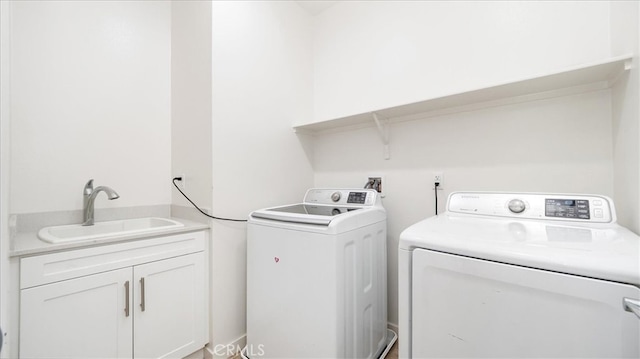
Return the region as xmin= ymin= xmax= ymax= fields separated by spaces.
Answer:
xmin=448 ymin=192 xmax=615 ymax=223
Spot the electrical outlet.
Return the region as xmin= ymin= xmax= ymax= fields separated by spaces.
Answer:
xmin=179 ymin=173 xmax=186 ymax=190
xmin=434 ymin=172 xmax=443 ymax=184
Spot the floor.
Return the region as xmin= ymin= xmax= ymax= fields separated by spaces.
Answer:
xmin=386 ymin=340 xmax=399 ymax=359
xmin=230 ymin=341 xmax=399 ymax=359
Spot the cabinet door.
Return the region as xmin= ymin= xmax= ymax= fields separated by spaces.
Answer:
xmin=133 ymin=253 xmax=206 ymax=359
xmin=20 ymin=267 xmax=133 ymax=359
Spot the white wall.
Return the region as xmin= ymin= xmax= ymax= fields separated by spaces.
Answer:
xmin=210 ymin=1 xmax=314 ymax=351
xmin=10 ymin=1 xmax=172 ymax=214
xmin=0 ymin=1 xmax=11 ymax=356
xmin=170 ymin=1 xmax=216 ymax=354
xmin=310 ymin=1 xmax=616 ymax=328
xmin=610 ymin=1 xmax=640 ymax=234
xmin=171 ymin=1 xmax=212 ymax=210
xmin=312 ymin=1 xmax=611 ymax=123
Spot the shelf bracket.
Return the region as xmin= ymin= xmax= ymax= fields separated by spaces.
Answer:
xmin=609 ymin=57 xmax=634 ymax=87
xmin=372 ymin=112 xmax=390 ymax=160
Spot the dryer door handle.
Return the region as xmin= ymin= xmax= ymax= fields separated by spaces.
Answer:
xmin=623 ymin=298 xmax=640 ymax=319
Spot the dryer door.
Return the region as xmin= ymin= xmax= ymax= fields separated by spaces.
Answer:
xmin=411 ymin=249 xmax=640 ymax=358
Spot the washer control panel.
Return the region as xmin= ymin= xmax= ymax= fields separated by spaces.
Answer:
xmin=507 ymin=199 xmax=526 ymax=214
xmin=304 ymin=188 xmax=378 ymax=207
xmin=448 ymin=192 xmax=615 ymax=223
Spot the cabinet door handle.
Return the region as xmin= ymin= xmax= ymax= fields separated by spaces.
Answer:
xmin=624 ymin=298 xmax=640 ymax=319
xmin=124 ymin=281 xmax=130 ymax=317
xmin=140 ymin=277 xmax=146 ymax=312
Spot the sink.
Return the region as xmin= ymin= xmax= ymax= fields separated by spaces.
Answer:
xmin=38 ymin=217 xmax=185 ymax=244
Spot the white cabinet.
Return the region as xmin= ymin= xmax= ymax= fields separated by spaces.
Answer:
xmin=19 ymin=231 xmax=208 ymax=359
xmin=20 ymin=268 xmax=133 ymax=359
xmin=134 ymin=253 xmax=206 ymax=359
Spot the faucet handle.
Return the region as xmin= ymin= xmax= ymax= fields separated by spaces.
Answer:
xmin=84 ymin=179 xmax=94 ymax=195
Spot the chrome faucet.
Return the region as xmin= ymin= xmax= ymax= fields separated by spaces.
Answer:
xmin=82 ymin=179 xmax=119 ymax=226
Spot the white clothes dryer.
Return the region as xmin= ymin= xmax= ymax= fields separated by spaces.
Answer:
xmin=399 ymin=192 xmax=640 ymax=358
xmin=246 ymin=189 xmax=395 ymax=359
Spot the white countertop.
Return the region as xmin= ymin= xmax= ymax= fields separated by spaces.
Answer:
xmin=11 ymin=217 xmax=210 ymax=257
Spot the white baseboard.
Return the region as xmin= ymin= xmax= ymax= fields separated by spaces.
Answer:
xmin=205 ymin=334 xmax=247 ymax=359
xmin=387 ymin=322 xmax=399 ymax=338
xmin=184 ymin=348 xmax=205 ymax=359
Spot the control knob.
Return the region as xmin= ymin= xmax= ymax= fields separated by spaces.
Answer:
xmin=508 ymin=199 xmax=526 ymax=214
xmin=331 ymin=191 xmax=341 ymax=202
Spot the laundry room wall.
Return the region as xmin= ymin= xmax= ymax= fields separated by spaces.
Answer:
xmin=309 ymin=1 xmax=619 ymax=328
xmin=1 ymin=1 xmax=11 ymax=356
xmin=210 ymin=1 xmax=314 ymax=352
xmin=171 ymin=1 xmax=212 ymax=214
xmin=9 ymin=1 xmax=172 ymax=214
xmin=610 ymin=1 xmax=640 ymax=235
xmin=311 ymin=1 xmax=611 ymax=123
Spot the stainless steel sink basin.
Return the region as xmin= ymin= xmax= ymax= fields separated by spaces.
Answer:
xmin=38 ymin=217 xmax=184 ymax=244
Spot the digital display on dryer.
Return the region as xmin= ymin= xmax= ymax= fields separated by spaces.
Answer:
xmin=347 ymin=192 xmax=367 ymax=204
xmin=545 ymin=199 xmax=590 ymax=219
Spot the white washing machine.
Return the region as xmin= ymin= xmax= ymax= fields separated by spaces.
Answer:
xmin=246 ymin=188 xmax=395 ymax=359
xmin=399 ymin=192 xmax=640 ymax=358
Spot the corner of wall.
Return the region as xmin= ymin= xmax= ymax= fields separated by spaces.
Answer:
xmin=0 ymin=1 xmax=11 ymax=356
xmin=170 ymin=0 xmax=213 ymax=211
xmin=609 ymin=0 xmax=640 ymax=234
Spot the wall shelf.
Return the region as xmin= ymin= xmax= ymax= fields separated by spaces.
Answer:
xmin=294 ymin=55 xmax=633 ymax=135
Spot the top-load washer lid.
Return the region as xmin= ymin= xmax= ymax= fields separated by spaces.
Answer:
xmin=249 ymin=188 xmax=384 ymax=227
xmin=266 ymin=204 xmax=362 ymax=216
xmin=399 ymin=192 xmax=640 ymax=286
xmin=251 ymin=204 xmax=362 ymax=225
